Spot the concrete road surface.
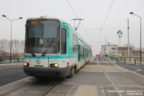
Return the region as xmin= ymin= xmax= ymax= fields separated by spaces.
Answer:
xmin=0 ymin=58 xmax=144 ymax=96
xmin=0 ymin=63 xmax=26 ymax=86
xmin=117 ymin=63 xmax=144 ymax=76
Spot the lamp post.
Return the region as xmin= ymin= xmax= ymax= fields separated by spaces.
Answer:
xmin=129 ymin=12 xmax=142 ymax=65
xmin=2 ymin=15 xmax=22 ymax=63
xmin=117 ymin=30 xmax=123 ymax=46
xmin=127 ymin=18 xmax=130 ymax=61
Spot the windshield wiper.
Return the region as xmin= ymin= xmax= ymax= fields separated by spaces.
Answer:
xmin=30 ymin=51 xmax=36 ymax=57
xmin=41 ymin=50 xmax=47 ymax=57
xmin=31 ymin=52 xmax=36 ymax=57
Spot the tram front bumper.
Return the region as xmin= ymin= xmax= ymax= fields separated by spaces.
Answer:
xmin=23 ymin=67 xmax=70 ymax=77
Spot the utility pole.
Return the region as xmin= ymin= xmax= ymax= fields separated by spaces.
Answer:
xmin=2 ymin=15 xmax=22 ymax=63
xmin=127 ymin=18 xmax=130 ymax=58
xmin=129 ymin=12 xmax=142 ymax=65
xmin=72 ymin=18 xmax=83 ymax=31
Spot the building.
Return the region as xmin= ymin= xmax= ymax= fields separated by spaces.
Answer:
xmin=118 ymin=47 xmax=133 ymax=57
xmin=100 ymin=44 xmax=118 ymax=60
xmin=117 ymin=47 xmax=133 ymax=63
xmin=100 ymin=44 xmax=144 ymax=64
xmin=118 ymin=47 xmax=144 ymax=64
xmin=130 ymin=49 xmax=144 ymax=64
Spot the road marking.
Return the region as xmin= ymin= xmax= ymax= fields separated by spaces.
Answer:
xmin=108 ymin=59 xmax=144 ymax=81
xmin=97 ymin=60 xmax=123 ymax=96
xmin=135 ymin=68 xmax=142 ymax=72
xmin=0 ymin=77 xmax=61 ymax=96
xmin=80 ymin=65 xmax=128 ymax=72
xmin=74 ymin=85 xmax=98 ymax=96
xmin=45 ymin=84 xmax=73 ymax=96
xmin=80 ymin=65 xmax=101 ymax=72
xmin=100 ymin=85 xmax=106 ymax=96
xmin=113 ymin=65 xmax=129 ymax=72
xmin=0 ymin=77 xmax=32 ymax=95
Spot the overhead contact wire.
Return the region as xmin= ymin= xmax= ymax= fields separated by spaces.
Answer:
xmin=101 ymin=0 xmax=114 ymax=29
xmin=65 ymin=0 xmax=79 ymax=18
xmin=65 ymin=0 xmax=89 ymax=36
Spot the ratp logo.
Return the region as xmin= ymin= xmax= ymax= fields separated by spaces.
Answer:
xmin=36 ymin=59 xmax=40 ymax=64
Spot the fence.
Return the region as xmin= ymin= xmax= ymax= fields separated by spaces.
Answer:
xmin=108 ymin=56 xmax=118 ymax=61
xmin=0 ymin=58 xmax=24 ymax=64
xmin=108 ymin=56 xmax=144 ymax=65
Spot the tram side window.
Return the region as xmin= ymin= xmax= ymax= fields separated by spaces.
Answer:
xmin=83 ymin=47 xmax=85 ymax=58
xmin=86 ymin=49 xmax=88 ymax=58
xmin=61 ymin=28 xmax=66 ymax=54
xmin=73 ymin=35 xmax=78 ymax=52
xmin=84 ymin=48 xmax=86 ymax=58
xmin=78 ymin=45 xmax=80 ymax=61
xmin=80 ymin=46 xmax=84 ymax=59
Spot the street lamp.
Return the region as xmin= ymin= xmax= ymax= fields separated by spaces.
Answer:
xmin=129 ymin=12 xmax=142 ymax=65
xmin=117 ymin=30 xmax=123 ymax=46
xmin=2 ymin=15 xmax=22 ymax=63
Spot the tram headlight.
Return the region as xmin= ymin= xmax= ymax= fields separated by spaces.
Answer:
xmin=24 ymin=62 xmax=29 ymax=67
xmin=50 ymin=63 xmax=59 ymax=68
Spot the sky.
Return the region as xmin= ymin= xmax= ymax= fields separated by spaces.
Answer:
xmin=0 ymin=0 xmax=144 ymax=55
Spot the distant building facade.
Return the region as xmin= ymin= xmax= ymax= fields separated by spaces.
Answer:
xmin=100 ymin=44 xmax=118 ymax=60
xmin=117 ymin=46 xmax=133 ymax=63
xmin=100 ymin=44 xmax=144 ymax=64
xmin=117 ymin=47 xmax=144 ymax=64
xmin=118 ymin=47 xmax=132 ymax=57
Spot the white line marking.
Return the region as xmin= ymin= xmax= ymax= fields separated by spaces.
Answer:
xmin=100 ymin=85 xmax=106 ymax=96
xmin=97 ymin=59 xmax=123 ymax=96
xmin=108 ymin=59 xmax=144 ymax=80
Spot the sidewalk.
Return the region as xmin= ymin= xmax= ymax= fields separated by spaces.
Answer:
xmin=103 ymin=57 xmax=117 ymax=63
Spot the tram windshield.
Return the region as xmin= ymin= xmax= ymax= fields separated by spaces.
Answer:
xmin=25 ymin=20 xmax=60 ymax=54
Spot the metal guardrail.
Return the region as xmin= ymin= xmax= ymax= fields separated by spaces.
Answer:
xmin=106 ymin=56 xmax=144 ymax=65
xmin=0 ymin=58 xmax=24 ymax=64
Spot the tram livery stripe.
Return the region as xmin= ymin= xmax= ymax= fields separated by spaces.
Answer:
xmin=24 ymin=55 xmax=76 ymax=59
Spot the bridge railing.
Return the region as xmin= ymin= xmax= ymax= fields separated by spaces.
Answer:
xmin=0 ymin=58 xmax=24 ymax=64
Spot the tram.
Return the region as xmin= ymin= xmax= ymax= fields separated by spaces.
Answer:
xmin=23 ymin=17 xmax=91 ymax=78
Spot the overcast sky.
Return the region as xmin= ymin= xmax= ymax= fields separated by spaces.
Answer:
xmin=0 ymin=0 xmax=144 ymax=55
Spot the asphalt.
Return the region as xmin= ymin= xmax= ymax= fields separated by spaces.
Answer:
xmin=1 ymin=58 xmax=144 ymax=96
xmin=0 ymin=64 xmax=26 ymax=86
xmin=117 ymin=63 xmax=144 ymax=76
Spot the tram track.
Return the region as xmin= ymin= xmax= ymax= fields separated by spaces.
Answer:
xmin=0 ymin=76 xmax=75 ymax=96
xmin=0 ymin=77 xmax=64 ymax=96
xmin=38 ymin=82 xmax=59 ymax=96
xmin=0 ymin=77 xmax=31 ymax=96
xmin=98 ymin=58 xmax=144 ymax=96
xmin=96 ymin=59 xmax=123 ymax=96
xmin=106 ymin=60 xmax=144 ymax=87
xmin=1 ymin=58 xmax=144 ymax=96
